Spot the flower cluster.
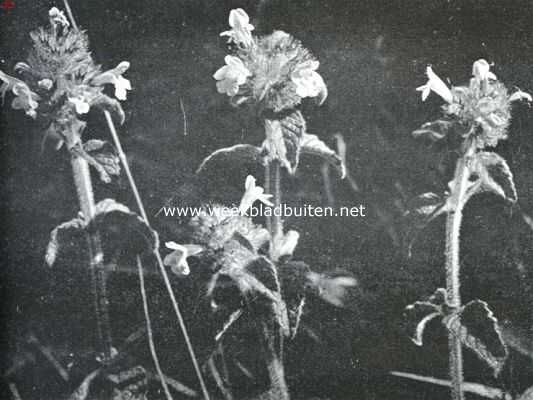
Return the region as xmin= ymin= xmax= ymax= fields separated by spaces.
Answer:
xmin=214 ymin=9 xmax=327 ymax=113
xmin=416 ymin=59 xmax=531 ymax=148
xmin=0 ymin=7 xmax=131 ymax=149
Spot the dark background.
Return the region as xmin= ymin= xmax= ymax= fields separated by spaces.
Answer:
xmin=1 ymin=1 xmax=533 ymax=399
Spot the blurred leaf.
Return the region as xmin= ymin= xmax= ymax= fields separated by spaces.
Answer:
xmin=445 ymin=300 xmax=508 ymax=376
xmin=196 ymin=144 xmax=264 ymax=174
xmin=471 ymin=152 xmax=517 ymax=203
xmin=300 ymin=133 xmax=346 ymax=178
xmin=68 ymin=369 xmax=100 ymax=400
xmin=403 ymin=192 xmax=449 ymax=257
xmin=518 ymin=386 xmax=533 ymax=400
xmin=413 ymin=119 xmax=452 ymax=141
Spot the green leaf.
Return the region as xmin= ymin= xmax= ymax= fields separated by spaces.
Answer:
xmin=404 ymin=288 xmax=447 ymax=346
xmin=445 ymin=300 xmax=508 ymax=376
xmin=300 ymin=133 xmax=346 ymax=178
xmin=45 ymin=217 xmax=85 ymax=266
xmin=412 ymin=119 xmax=452 ymax=141
xmin=471 ymin=152 xmax=517 ymax=203
xmin=196 ymin=144 xmax=264 ymax=174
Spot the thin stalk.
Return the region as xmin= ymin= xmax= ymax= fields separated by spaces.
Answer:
xmin=137 ymin=256 xmax=173 ymax=400
xmin=104 ymin=111 xmax=211 ymax=400
xmin=61 ymin=1 xmax=210 ymax=396
xmin=71 ymin=155 xmax=113 ymax=363
xmin=445 ymin=141 xmax=475 ymax=400
xmin=271 ymin=159 xmax=282 ymax=238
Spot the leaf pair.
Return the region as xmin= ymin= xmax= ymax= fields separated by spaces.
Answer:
xmin=196 ymin=110 xmax=346 ymax=178
xmin=405 ymin=288 xmax=507 ymax=376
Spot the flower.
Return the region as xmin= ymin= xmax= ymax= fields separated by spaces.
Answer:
xmin=213 ymin=55 xmax=251 ymax=96
xmin=68 ymin=96 xmax=90 ymax=114
xmin=307 ymin=272 xmax=357 ymax=307
xmin=163 ymin=241 xmax=205 ymax=276
xmin=220 ymin=8 xmax=254 ymax=47
xmin=38 ymin=79 xmax=54 ymax=91
xmin=291 ymin=60 xmax=328 ymax=104
xmin=416 ymin=66 xmax=453 ymax=103
xmin=239 ymin=175 xmax=273 ymax=215
xmin=91 ymin=61 xmax=132 ymax=101
xmin=472 ymin=59 xmax=496 ymax=81
xmin=49 ymin=7 xmax=70 ymax=29
xmin=11 ymin=82 xmax=39 ymax=118
xmin=271 ymin=230 xmax=299 ymax=262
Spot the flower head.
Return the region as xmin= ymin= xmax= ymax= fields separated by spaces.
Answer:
xmin=68 ymin=95 xmax=90 ymax=114
xmin=307 ymin=272 xmax=357 ymax=307
xmin=291 ymin=60 xmax=328 ymax=104
xmin=163 ymin=241 xmax=204 ymax=276
xmin=417 ymin=66 xmax=453 ymax=103
xmin=239 ymin=175 xmax=273 ymax=215
xmin=91 ymin=61 xmax=132 ymax=101
xmin=220 ymin=8 xmax=254 ymax=48
xmin=11 ymin=82 xmax=40 ymax=118
xmin=213 ymin=55 xmax=251 ymax=96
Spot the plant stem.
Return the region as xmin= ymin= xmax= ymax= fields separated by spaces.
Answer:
xmin=71 ymin=154 xmax=113 ymax=363
xmin=445 ymin=142 xmax=475 ymax=400
xmin=103 ymin=111 xmax=211 ymax=400
xmin=271 ymin=159 xmax=282 ymax=239
xmin=137 ymin=256 xmax=173 ymax=400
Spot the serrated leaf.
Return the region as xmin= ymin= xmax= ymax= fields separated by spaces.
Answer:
xmin=404 ymin=288 xmax=447 ymax=345
xmin=45 ymin=217 xmax=85 ymax=266
xmin=300 ymin=133 xmax=346 ymax=178
xmin=471 ymin=152 xmax=517 ymax=203
xmin=445 ymin=300 xmax=508 ymax=376
xmin=84 ymin=139 xmax=121 ymax=177
xmin=413 ymin=119 xmax=452 ymax=141
xmin=196 ymin=144 xmax=263 ymax=174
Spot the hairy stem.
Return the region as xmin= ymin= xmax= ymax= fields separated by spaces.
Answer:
xmin=71 ymin=155 xmax=113 ymax=363
xmin=445 ymin=142 xmax=475 ymax=400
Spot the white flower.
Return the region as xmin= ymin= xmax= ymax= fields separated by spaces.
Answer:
xmin=68 ymin=96 xmax=90 ymax=114
xmin=271 ymin=230 xmax=299 ymax=262
xmin=416 ymin=66 xmax=453 ymax=103
xmin=239 ymin=175 xmax=273 ymax=215
xmin=163 ymin=241 xmax=204 ymax=276
xmin=509 ymin=88 xmax=532 ymax=103
xmin=11 ymin=82 xmax=39 ymax=118
xmin=307 ymin=272 xmax=357 ymax=307
xmin=91 ymin=61 xmax=132 ymax=101
xmin=472 ymin=59 xmax=497 ymax=81
xmin=38 ymin=79 xmax=54 ymax=91
xmin=213 ymin=55 xmax=251 ymax=96
xmin=291 ymin=60 xmax=328 ymax=104
xmin=49 ymin=7 xmax=70 ymax=28
xmin=220 ymin=8 xmax=254 ymax=47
